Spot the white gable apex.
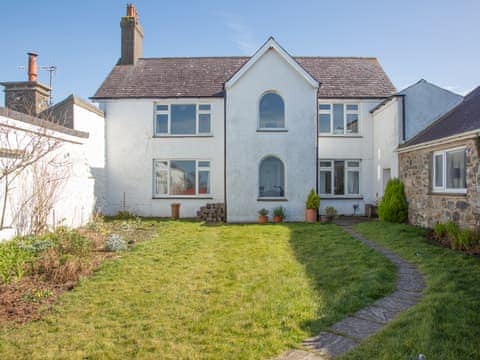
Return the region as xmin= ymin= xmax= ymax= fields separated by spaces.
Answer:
xmin=225 ymin=37 xmax=319 ymax=90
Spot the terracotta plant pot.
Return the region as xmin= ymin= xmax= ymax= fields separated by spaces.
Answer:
xmin=305 ymin=209 xmax=317 ymax=223
xmin=273 ymin=215 xmax=283 ymax=224
xmin=258 ymin=215 xmax=268 ymax=224
xmin=320 ymin=215 xmax=332 ymax=224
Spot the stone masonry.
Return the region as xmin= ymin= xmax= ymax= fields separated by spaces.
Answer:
xmin=399 ymin=137 xmax=480 ymax=229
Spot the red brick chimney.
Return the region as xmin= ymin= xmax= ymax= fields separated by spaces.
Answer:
xmin=27 ymin=52 xmax=38 ymax=82
xmin=120 ymin=4 xmax=143 ymax=65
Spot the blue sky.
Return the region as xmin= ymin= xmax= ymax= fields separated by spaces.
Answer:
xmin=0 ymin=0 xmax=479 ymax=105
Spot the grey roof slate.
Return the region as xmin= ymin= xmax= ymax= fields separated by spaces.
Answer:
xmin=92 ymin=56 xmax=396 ymax=99
xmin=402 ymin=86 xmax=480 ymax=147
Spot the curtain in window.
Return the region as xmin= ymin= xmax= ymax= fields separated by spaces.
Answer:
xmin=259 ymin=93 xmax=285 ymax=128
xmin=259 ymin=156 xmax=285 ymax=197
xmin=446 ymin=150 xmax=466 ymax=189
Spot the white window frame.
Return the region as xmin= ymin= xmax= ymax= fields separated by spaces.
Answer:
xmin=318 ymin=103 xmax=360 ymax=135
xmin=258 ymin=91 xmax=287 ymax=131
xmin=154 ymin=104 xmax=213 ymax=136
xmin=258 ymin=155 xmax=287 ymax=199
xmin=432 ymin=147 xmax=467 ymax=194
xmin=319 ymin=159 xmax=361 ymax=197
xmin=152 ymin=159 xmax=212 ymax=198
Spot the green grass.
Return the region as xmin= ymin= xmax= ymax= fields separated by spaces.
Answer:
xmin=0 ymin=221 xmax=394 ymax=359
xmin=342 ymin=221 xmax=480 ymax=360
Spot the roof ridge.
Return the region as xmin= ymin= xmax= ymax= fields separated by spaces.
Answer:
xmin=138 ymin=56 xmax=379 ymax=60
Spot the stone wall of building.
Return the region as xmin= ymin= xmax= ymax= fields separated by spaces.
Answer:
xmin=399 ymin=137 xmax=480 ymax=229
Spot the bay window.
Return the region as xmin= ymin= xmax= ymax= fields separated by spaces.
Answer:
xmin=319 ymin=103 xmax=359 ymax=135
xmin=433 ymin=148 xmax=466 ymax=193
xmin=154 ymin=104 xmax=212 ymax=136
xmin=153 ymin=160 xmax=211 ymax=197
xmin=319 ymin=160 xmax=360 ymax=196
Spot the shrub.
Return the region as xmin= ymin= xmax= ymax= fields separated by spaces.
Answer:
xmin=433 ymin=222 xmax=447 ymax=239
xmin=258 ymin=208 xmax=269 ymax=216
xmin=378 ymin=178 xmax=408 ymax=223
xmin=42 ymin=228 xmax=92 ymax=257
xmin=325 ymin=206 xmax=337 ymax=217
xmin=273 ymin=207 xmax=286 ymax=218
xmin=105 ymin=234 xmax=127 ymax=252
xmin=306 ymin=189 xmax=320 ymax=210
xmin=0 ymin=241 xmax=34 ymax=284
xmin=114 ymin=211 xmax=137 ymax=220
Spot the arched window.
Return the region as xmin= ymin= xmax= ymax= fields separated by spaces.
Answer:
xmin=259 ymin=156 xmax=285 ymax=197
xmin=259 ymin=93 xmax=285 ymax=129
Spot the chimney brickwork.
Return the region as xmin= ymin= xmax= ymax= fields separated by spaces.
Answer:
xmin=120 ymin=4 xmax=143 ymax=65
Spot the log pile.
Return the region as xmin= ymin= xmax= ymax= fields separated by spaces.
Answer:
xmin=197 ymin=203 xmax=225 ymax=223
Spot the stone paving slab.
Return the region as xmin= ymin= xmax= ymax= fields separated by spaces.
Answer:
xmin=354 ymin=304 xmax=401 ymax=324
xmin=331 ymin=316 xmax=385 ymax=340
xmin=303 ymin=332 xmax=357 ymax=357
xmin=277 ymin=350 xmax=327 ymax=360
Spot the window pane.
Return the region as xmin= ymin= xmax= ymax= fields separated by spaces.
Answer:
xmin=334 ymin=160 xmax=345 ymax=195
xmin=446 ymin=150 xmax=466 ymax=189
xmin=319 ymin=160 xmax=332 ymax=168
xmin=198 ymin=170 xmax=210 ymax=194
xmin=319 ymin=170 xmax=332 ymax=194
xmin=346 ymin=104 xmax=358 ymax=111
xmin=155 ymin=114 xmax=168 ymax=134
xmin=199 ymin=104 xmax=211 ymax=111
xmin=199 ymin=113 xmax=211 ymax=133
xmin=346 ymin=113 xmax=358 ymax=133
xmin=347 ymin=170 xmax=359 ymax=194
xmin=259 ymin=156 xmax=285 ymax=197
xmin=259 ymin=93 xmax=285 ymax=128
xmin=170 ymin=160 xmax=196 ymax=195
xmin=319 ymin=104 xmax=331 ymax=110
xmin=333 ymin=104 xmax=344 ymax=134
xmin=156 ymin=105 xmax=168 ymax=111
xmin=434 ymin=154 xmax=443 ymax=187
xmin=154 ymin=161 xmax=168 ymax=195
xmin=198 ymin=161 xmax=210 ymax=168
xmin=347 ymin=161 xmax=360 ymax=167
xmin=171 ymin=105 xmax=196 ymax=135
xmin=319 ymin=114 xmax=331 ymax=133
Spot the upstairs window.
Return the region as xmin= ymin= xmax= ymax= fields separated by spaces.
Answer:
xmin=155 ymin=104 xmax=212 ymax=136
xmin=319 ymin=103 xmax=359 ymax=135
xmin=259 ymin=93 xmax=285 ymax=129
xmin=433 ymin=148 xmax=466 ymax=193
xmin=259 ymin=156 xmax=285 ymax=198
xmin=319 ymin=160 xmax=360 ymax=196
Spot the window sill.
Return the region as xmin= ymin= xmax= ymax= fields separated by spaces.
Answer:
xmin=320 ymin=196 xmax=364 ymax=200
xmin=256 ymin=129 xmax=288 ymax=133
xmin=153 ymin=135 xmax=213 ymax=138
xmin=318 ymin=134 xmax=362 ymax=138
xmin=428 ymin=191 xmax=467 ymax=197
xmin=152 ymin=196 xmax=214 ymax=200
xmin=257 ymin=198 xmax=288 ymax=202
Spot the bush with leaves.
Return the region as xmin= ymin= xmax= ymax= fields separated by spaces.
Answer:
xmin=306 ymin=189 xmax=320 ymax=210
xmin=378 ymin=178 xmax=408 ymax=223
xmin=105 ymin=234 xmax=128 ymax=252
xmin=0 ymin=241 xmax=34 ymax=284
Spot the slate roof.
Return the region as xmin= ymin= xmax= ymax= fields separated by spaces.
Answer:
xmin=402 ymin=86 xmax=480 ymax=147
xmin=92 ymin=56 xmax=396 ymax=99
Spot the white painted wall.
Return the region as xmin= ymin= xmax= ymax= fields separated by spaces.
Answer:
xmin=318 ymin=99 xmax=383 ymax=215
xmin=226 ymin=49 xmax=317 ymax=222
xmin=99 ymin=98 xmax=225 ymax=218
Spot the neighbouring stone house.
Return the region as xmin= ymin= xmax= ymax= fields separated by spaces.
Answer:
xmin=398 ymin=86 xmax=480 ymax=229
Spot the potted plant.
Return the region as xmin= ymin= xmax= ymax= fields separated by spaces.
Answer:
xmin=273 ymin=207 xmax=286 ymax=224
xmin=321 ymin=206 xmax=337 ymax=223
xmin=305 ymin=189 xmax=320 ymax=223
xmin=258 ymin=208 xmax=269 ymax=224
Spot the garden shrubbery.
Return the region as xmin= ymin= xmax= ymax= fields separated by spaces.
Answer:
xmin=433 ymin=221 xmax=480 ymax=251
xmin=378 ymin=178 xmax=408 ymax=223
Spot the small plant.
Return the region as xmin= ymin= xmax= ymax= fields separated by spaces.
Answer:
xmin=0 ymin=241 xmax=34 ymax=284
xmin=433 ymin=222 xmax=447 ymax=239
xmin=114 ymin=211 xmax=137 ymax=220
xmin=378 ymin=178 xmax=408 ymax=223
xmin=21 ymin=289 xmax=53 ymax=303
xmin=273 ymin=207 xmax=286 ymax=218
xmin=306 ymin=189 xmax=320 ymax=210
xmin=105 ymin=234 xmax=128 ymax=252
xmin=258 ymin=208 xmax=269 ymax=216
xmin=325 ymin=206 xmax=337 ymax=216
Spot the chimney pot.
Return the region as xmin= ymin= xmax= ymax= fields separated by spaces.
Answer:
xmin=27 ymin=52 xmax=38 ymax=82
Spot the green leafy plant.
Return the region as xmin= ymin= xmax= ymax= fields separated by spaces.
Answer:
xmin=325 ymin=206 xmax=337 ymax=217
xmin=306 ymin=189 xmax=320 ymax=210
xmin=273 ymin=207 xmax=286 ymax=218
xmin=0 ymin=241 xmax=34 ymax=284
xmin=114 ymin=211 xmax=137 ymax=220
xmin=378 ymin=178 xmax=408 ymax=223
xmin=433 ymin=222 xmax=447 ymax=239
xmin=258 ymin=208 xmax=269 ymax=216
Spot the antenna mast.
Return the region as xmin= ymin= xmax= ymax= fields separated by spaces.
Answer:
xmin=39 ymin=65 xmax=56 ymax=105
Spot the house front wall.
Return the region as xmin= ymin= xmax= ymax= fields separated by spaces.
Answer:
xmin=100 ymin=98 xmax=225 ymax=217
xmin=399 ymin=138 xmax=480 ymax=229
xmin=226 ymin=49 xmax=317 ymax=222
xmin=318 ymin=99 xmax=384 ymax=215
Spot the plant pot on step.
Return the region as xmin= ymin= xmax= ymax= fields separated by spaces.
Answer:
xmin=258 ymin=215 xmax=268 ymax=224
xmin=320 ymin=215 xmax=332 ymax=224
xmin=305 ymin=209 xmax=317 ymax=223
xmin=273 ymin=215 xmax=283 ymax=224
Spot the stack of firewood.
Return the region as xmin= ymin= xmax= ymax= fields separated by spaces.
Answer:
xmin=197 ymin=203 xmax=225 ymax=223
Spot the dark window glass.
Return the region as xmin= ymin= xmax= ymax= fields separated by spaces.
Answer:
xmin=319 ymin=104 xmax=331 ymax=110
xmin=334 ymin=160 xmax=345 ymax=195
xmin=259 ymin=93 xmax=285 ymax=128
xmin=319 ymin=114 xmax=331 ymax=133
xmin=156 ymin=114 xmax=168 ymax=134
xmin=199 ymin=170 xmax=210 ymax=194
xmin=434 ymin=154 xmax=443 ymax=187
xmin=199 ymin=114 xmax=211 ymax=133
xmin=333 ymin=104 xmax=344 ymax=134
xmin=319 ymin=170 xmax=332 ymax=194
xmin=171 ymin=105 xmax=196 ymax=135
xmin=156 ymin=105 xmax=168 ymax=111
xmin=199 ymin=104 xmax=211 ymax=111
xmin=347 ymin=113 xmax=358 ymax=133
xmin=259 ymin=156 xmax=285 ymax=197
xmin=170 ymin=160 xmax=196 ymax=195
xmin=446 ymin=150 xmax=466 ymax=189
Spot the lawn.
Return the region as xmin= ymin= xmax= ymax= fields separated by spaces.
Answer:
xmin=0 ymin=221 xmax=394 ymax=359
xmin=343 ymin=221 xmax=480 ymax=360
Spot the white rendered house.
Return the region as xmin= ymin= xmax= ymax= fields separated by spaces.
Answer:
xmin=92 ymin=5 xmax=460 ymax=222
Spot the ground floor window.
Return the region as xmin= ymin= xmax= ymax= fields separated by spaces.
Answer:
xmin=319 ymin=160 xmax=360 ymax=196
xmin=433 ymin=148 xmax=466 ymax=193
xmin=153 ymin=160 xmax=211 ymax=197
xmin=259 ymin=156 xmax=285 ymax=197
